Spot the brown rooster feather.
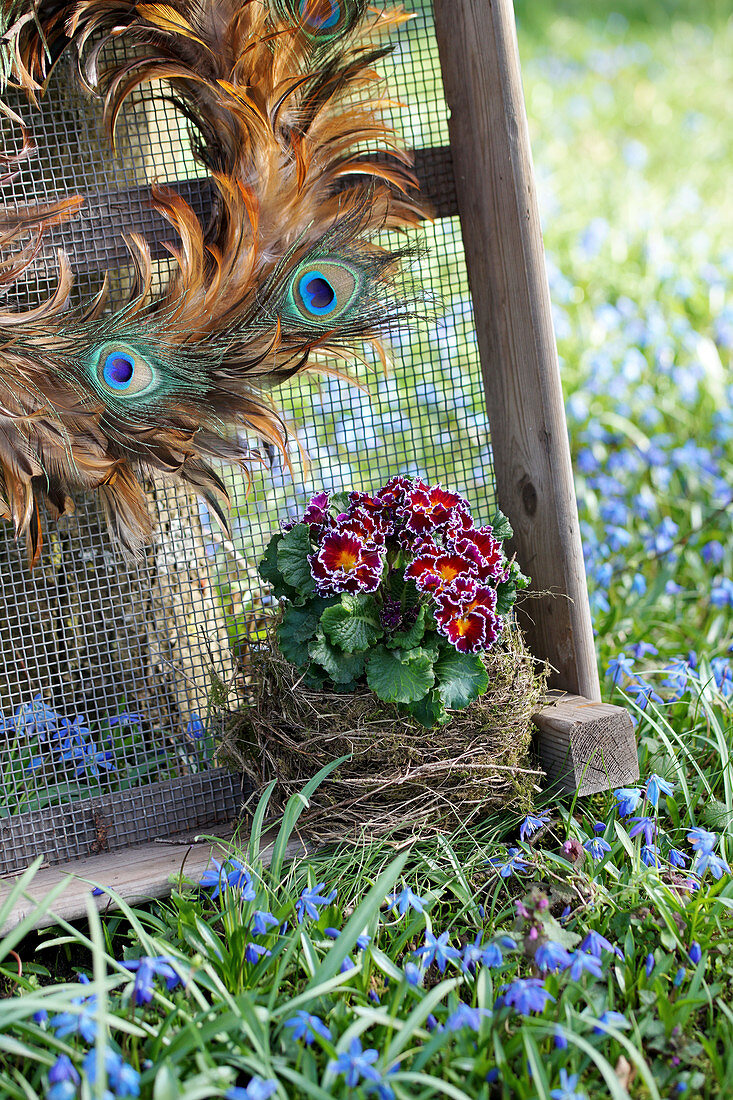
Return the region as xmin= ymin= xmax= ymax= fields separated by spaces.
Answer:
xmin=0 ymin=0 xmax=421 ymax=563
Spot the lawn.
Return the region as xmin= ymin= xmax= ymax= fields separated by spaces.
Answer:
xmin=1 ymin=2 xmax=732 ymax=1099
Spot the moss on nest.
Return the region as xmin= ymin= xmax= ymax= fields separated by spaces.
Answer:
xmin=223 ymin=624 xmax=547 ymax=842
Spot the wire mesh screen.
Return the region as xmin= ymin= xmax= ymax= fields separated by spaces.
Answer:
xmin=0 ymin=0 xmax=497 ymax=874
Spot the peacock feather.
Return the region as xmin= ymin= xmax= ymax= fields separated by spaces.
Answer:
xmin=0 ymin=0 xmax=423 ymax=563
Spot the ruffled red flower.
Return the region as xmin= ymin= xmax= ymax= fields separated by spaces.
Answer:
xmin=310 ymin=530 xmax=384 ymax=595
xmin=341 ymin=505 xmax=391 ymax=543
xmin=283 ymin=491 xmax=335 ymax=538
xmin=402 ymin=483 xmax=467 ymax=537
xmin=377 ymin=475 xmax=414 ymax=509
xmin=434 ymin=578 xmax=502 ymax=654
xmin=450 ymin=525 xmax=507 ymax=582
xmin=405 ymin=551 xmax=476 ymax=593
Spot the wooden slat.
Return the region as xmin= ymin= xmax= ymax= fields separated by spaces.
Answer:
xmin=38 ymin=147 xmax=458 ymax=275
xmin=533 ymin=692 xmax=639 ymax=795
xmin=0 ymin=828 xmax=306 ymax=935
xmin=433 ymin=0 xmax=601 ymax=701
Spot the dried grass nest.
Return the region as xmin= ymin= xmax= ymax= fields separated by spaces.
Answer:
xmin=223 ymin=624 xmax=547 ymax=842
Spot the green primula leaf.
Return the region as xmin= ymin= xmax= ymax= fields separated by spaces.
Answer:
xmin=309 ymin=631 xmax=366 ymax=684
xmin=390 ymin=603 xmax=427 ymax=649
xmin=277 ymin=524 xmax=316 ymax=596
xmin=320 ymin=593 xmax=383 ymax=653
xmin=406 ymin=690 xmax=451 ymax=728
xmin=495 ymin=580 xmax=518 ymax=616
xmin=490 ymin=509 xmax=513 ymax=541
xmin=366 ymin=646 xmax=435 ymax=704
xmin=278 ymin=606 xmax=322 ymax=666
xmin=258 ymin=534 xmax=297 ymax=599
xmin=329 ymin=491 xmax=350 ymax=515
xmin=434 ymin=648 xmax=489 ymax=709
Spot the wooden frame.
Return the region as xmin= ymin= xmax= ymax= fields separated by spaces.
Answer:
xmin=0 ymin=0 xmax=639 ymax=929
xmin=432 ymin=0 xmax=637 ymax=792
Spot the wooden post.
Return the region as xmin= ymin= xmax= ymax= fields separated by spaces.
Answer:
xmin=433 ymin=0 xmax=600 ymax=701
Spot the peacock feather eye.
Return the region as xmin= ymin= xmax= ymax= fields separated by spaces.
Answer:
xmin=289 ymin=258 xmax=360 ymax=322
xmin=274 ymin=0 xmax=363 ymax=41
xmin=299 ymin=0 xmax=341 ymax=31
xmin=89 ymin=342 xmax=157 ymax=399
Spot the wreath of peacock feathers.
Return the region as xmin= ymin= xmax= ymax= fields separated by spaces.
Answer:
xmin=0 ymin=0 xmax=422 ymax=563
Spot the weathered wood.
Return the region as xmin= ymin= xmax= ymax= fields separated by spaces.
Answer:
xmin=0 ymin=768 xmax=243 ymax=876
xmin=433 ymin=0 xmax=601 ymax=701
xmin=0 ymin=828 xmax=306 ymax=935
xmin=533 ymin=693 xmax=639 ymax=795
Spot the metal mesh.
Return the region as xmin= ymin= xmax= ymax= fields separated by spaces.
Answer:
xmin=0 ymin=0 xmax=497 ymax=874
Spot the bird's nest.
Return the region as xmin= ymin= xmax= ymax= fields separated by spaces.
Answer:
xmin=222 ymin=624 xmax=547 ymax=843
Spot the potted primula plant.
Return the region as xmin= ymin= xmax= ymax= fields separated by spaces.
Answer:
xmin=227 ymin=475 xmax=544 ymax=839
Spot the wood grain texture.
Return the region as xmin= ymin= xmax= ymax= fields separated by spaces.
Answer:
xmin=433 ymin=0 xmax=601 ymax=700
xmin=0 ymin=829 xmax=306 ymax=935
xmin=533 ymin=693 xmax=639 ymax=795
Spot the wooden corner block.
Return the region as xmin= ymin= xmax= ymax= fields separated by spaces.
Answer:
xmin=532 ymin=692 xmax=639 ymax=796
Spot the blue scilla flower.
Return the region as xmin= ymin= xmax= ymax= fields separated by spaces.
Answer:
xmin=519 ymin=811 xmax=551 ymax=842
xmin=689 ymin=942 xmax=702 ymax=965
xmin=645 ymin=774 xmax=675 ymax=807
xmin=662 ymin=658 xmax=692 ymax=698
xmin=551 ymin=1069 xmax=588 ymax=1100
xmin=329 ymin=1038 xmax=382 ymax=1089
xmin=226 ymin=1079 xmax=278 ymax=1100
xmin=461 ymin=933 xmax=506 ymax=975
xmin=711 ymin=578 xmax=733 ymax=607
xmin=674 ymin=967 xmax=686 ymax=987
xmin=284 ymin=1010 xmax=332 ymax=1045
xmin=49 ymin=1055 xmax=80 ymax=1088
xmin=123 ymin=956 xmax=182 ymax=1005
xmin=693 ymin=849 xmax=730 ymax=880
xmin=554 ymin=1025 xmax=568 ymax=1050
xmin=198 ymin=859 xmax=256 ymax=901
xmin=50 ymin=980 xmax=98 ymax=1044
xmin=82 ymin=1047 xmax=140 ymax=1098
xmin=581 ymin=930 xmax=623 ymax=960
xmin=645 ymin=953 xmax=655 ymax=977
xmin=385 ymin=885 xmax=425 ymax=916
xmin=251 ymin=910 xmax=279 ymax=937
xmin=499 ymin=978 xmax=555 ymax=1016
xmin=626 ymin=681 xmax=664 ymax=710
xmin=295 ymin=882 xmax=337 ymax=922
xmin=583 ymin=836 xmax=611 ymax=861
xmin=628 ymin=816 xmax=657 ymax=845
xmin=15 ymin=694 xmax=59 ymax=739
xmin=630 ymin=642 xmax=658 ymax=659
xmin=687 ymin=827 xmax=718 ymax=854
xmin=445 ymin=1003 xmax=492 ymax=1032
xmin=413 ymin=930 xmax=461 ymax=973
xmin=108 ymin=710 xmax=143 ymax=727
xmin=535 ymin=941 xmax=572 ymax=972
xmin=669 ymin=848 xmax=689 ymax=868
xmin=614 ymin=787 xmax=643 ymax=816
xmin=593 ymin=1010 xmax=630 ymax=1035
xmin=48 ymin=1084 xmax=77 ymax=1100
xmin=487 ymin=847 xmax=531 ymax=876
xmin=404 ymin=961 xmax=424 ymax=987
xmin=185 ymin=712 xmax=206 ymax=739
xmin=244 ymin=942 xmax=272 ymax=965
xmin=641 ymin=844 xmax=661 ymax=867
xmin=606 ymin=653 xmax=635 ymax=685
xmin=567 ymin=951 xmax=604 ymax=981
